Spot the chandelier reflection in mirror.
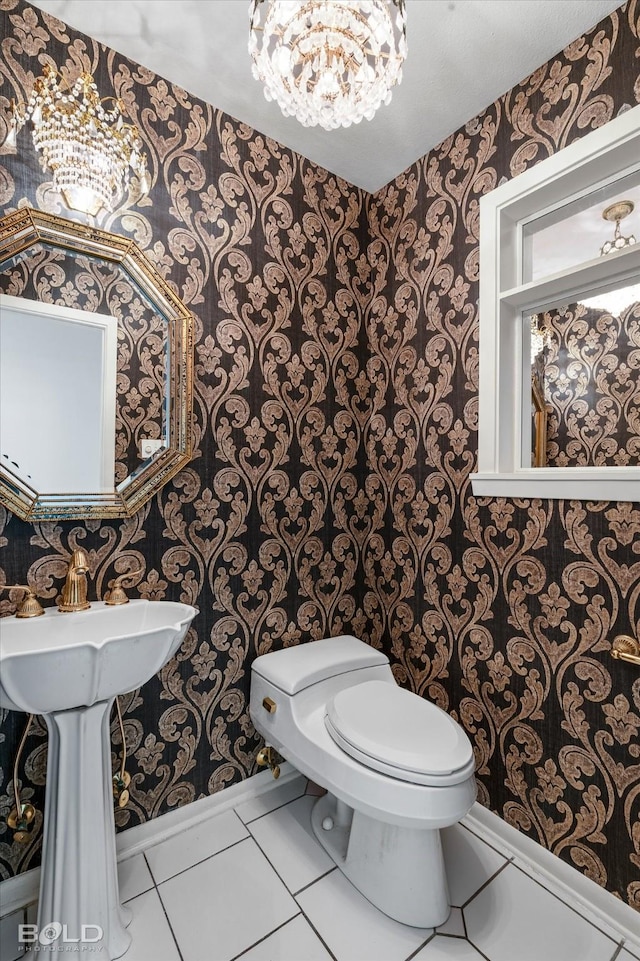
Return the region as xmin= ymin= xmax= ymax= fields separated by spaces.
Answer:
xmin=530 ymin=315 xmax=548 ymax=363
xmin=249 ymin=0 xmax=407 ymax=130
xmin=5 ymin=65 xmax=151 ymax=216
xmin=583 ymin=200 xmax=640 ymax=316
xmin=599 ymin=199 xmax=636 ymax=256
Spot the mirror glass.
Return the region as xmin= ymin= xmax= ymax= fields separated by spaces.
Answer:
xmin=0 ymin=208 xmax=193 ymax=520
xmin=522 ymin=175 xmax=640 ymax=282
xmin=1 ymin=293 xmax=118 ymax=492
xmin=528 ymin=279 xmax=640 ymax=467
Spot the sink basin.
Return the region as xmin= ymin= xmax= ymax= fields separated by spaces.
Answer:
xmin=0 ymin=599 xmax=196 ymax=960
xmin=0 ymin=599 xmax=196 ymax=713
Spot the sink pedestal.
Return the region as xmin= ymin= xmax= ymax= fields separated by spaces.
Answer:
xmin=38 ymin=699 xmax=132 ymax=959
xmin=0 ymin=600 xmax=198 ymax=959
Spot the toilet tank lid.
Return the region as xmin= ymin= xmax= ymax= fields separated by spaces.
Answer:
xmin=251 ymin=635 xmax=389 ymax=695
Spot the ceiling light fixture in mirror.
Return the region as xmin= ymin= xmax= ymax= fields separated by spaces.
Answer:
xmin=4 ymin=65 xmax=150 ymax=216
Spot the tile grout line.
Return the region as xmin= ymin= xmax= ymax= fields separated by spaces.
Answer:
xmin=291 ymin=865 xmax=446 ymax=961
xmin=460 ymin=857 xmax=627 ymax=961
xmin=293 ymin=865 xmax=338 ymax=897
xmin=404 ymin=932 xmax=437 ymax=961
xmin=143 ymin=798 xmax=337 ymax=961
xmin=227 ymin=911 xmax=303 ymax=961
xmin=291 ymin=902 xmax=339 ymax=961
xmin=148 ymin=830 xmax=308 ymax=961
xmin=461 ymin=903 xmax=469 ymax=942
xmin=463 ymin=917 xmax=493 ymax=961
xmin=241 ymin=789 xmax=464 ymax=961
xmin=507 ymin=858 xmax=624 ymax=948
xmin=148 ymin=834 xmax=250 ymax=886
xmin=208 ymin=800 xmax=501 ymax=961
xmin=150 ymin=876 xmax=185 ymax=961
xmin=242 ymin=800 xmax=336 ymax=903
xmin=468 ymin=938 xmax=493 ymax=961
xmin=461 ymin=859 xmax=513 ymax=910
xmin=127 ymin=791 xmax=635 ymax=961
xmin=229 ymin=826 xmax=330 ymax=958
xmin=243 ymin=828 xmax=303 ymax=896
xmin=239 ymin=817 xmax=339 ymax=961
xmin=120 ymin=851 xmax=156 ymax=905
xmin=142 ymin=851 xmax=156 ymax=887
xmin=432 ymin=907 xmax=469 ymax=942
xmin=435 ymin=933 xmax=475 ymax=942
xmin=235 ymin=783 xmax=308 ymax=827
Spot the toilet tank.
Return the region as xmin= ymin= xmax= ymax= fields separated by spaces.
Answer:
xmin=250 ymin=635 xmax=393 ymax=768
xmin=251 ymin=635 xmax=389 ymax=695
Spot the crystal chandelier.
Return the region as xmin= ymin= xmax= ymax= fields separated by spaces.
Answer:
xmin=248 ymin=0 xmax=407 ymax=130
xmin=530 ymin=315 xmax=548 ymax=363
xmin=4 ymin=65 xmax=150 ymax=216
xmin=599 ymin=199 xmax=636 ymax=256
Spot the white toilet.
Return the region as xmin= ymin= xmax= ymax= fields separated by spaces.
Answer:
xmin=250 ymin=635 xmax=476 ymax=928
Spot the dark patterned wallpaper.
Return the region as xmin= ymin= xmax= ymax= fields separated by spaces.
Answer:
xmin=0 ymin=0 xmax=370 ymax=881
xmin=365 ymin=1 xmax=640 ymax=910
xmin=537 ymin=301 xmax=640 ymax=466
xmin=0 ymin=0 xmax=639 ymax=912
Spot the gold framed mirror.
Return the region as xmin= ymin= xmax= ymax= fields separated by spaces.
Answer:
xmin=0 ymin=208 xmax=194 ymax=520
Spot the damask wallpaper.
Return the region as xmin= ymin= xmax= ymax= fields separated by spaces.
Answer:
xmin=0 ymin=0 xmax=638 ymax=912
xmin=536 ymin=301 xmax=640 ymax=466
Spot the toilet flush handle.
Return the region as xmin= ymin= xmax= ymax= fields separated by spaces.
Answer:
xmin=262 ymin=697 xmax=277 ymax=713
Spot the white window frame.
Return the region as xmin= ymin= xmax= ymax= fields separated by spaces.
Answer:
xmin=471 ymin=104 xmax=640 ymax=501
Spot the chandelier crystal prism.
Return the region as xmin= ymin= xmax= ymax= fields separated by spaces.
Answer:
xmin=248 ymin=0 xmax=407 ymax=131
xmin=5 ymin=65 xmax=150 ymax=216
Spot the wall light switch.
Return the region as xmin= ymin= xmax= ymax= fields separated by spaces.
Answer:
xmin=139 ymin=439 xmax=164 ymax=459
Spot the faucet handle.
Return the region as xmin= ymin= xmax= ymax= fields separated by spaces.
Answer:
xmin=1 ymin=584 xmax=45 ymax=618
xmin=104 ymin=568 xmax=142 ymax=606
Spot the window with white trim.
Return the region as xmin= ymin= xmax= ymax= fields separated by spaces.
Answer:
xmin=471 ymin=104 xmax=640 ymax=502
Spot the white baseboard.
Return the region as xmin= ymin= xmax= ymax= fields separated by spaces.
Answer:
xmin=463 ymin=803 xmax=640 ymax=956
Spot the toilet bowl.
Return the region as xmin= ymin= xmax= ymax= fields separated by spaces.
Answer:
xmin=250 ymin=635 xmax=476 ymax=927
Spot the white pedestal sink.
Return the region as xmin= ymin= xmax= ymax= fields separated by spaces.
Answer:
xmin=0 ymin=600 xmax=197 ymax=959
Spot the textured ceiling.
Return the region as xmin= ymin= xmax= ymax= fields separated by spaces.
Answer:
xmin=31 ymin=0 xmax=625 ymax=192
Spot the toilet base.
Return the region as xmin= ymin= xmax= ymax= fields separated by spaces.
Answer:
xmin=311 ymin=792 xmax=450 ymax=928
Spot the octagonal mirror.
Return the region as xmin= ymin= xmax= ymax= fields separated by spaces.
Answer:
xmin=0 ymin=208 xmax=194 ymax=520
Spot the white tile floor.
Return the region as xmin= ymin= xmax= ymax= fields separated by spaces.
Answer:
xmin=3 ymin=775 xmax=638 ymax=961
xmin=121 ymin=776 xmax=638 ymax=961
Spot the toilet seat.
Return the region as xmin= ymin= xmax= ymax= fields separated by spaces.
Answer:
xmin=325 ymin=680 xmax=475 ymax=787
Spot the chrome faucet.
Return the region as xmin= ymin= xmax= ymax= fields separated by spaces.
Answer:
xmin=58 ymin=549 xmax=91 ymax=613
